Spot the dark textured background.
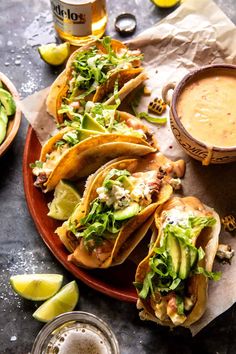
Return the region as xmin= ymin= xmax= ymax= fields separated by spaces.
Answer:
xmin=0 ymin=0 xmax=236 ymax=353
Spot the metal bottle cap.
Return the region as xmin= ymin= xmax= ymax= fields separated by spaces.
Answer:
xmin=115 ymin=13 xmax=137 ymax=35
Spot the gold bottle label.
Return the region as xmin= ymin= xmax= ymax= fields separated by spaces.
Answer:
xmin=51 ymin=0 xmax=92 ymax=37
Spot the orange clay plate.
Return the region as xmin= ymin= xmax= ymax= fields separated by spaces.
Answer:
xmin=23 ymin=126 xmax=139 ymax=302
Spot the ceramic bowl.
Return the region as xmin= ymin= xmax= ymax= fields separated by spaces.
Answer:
xmin=162 ymin=64 xmax=236 ymax=165
xmin=0 ymin=72 xmax=21 ymax=157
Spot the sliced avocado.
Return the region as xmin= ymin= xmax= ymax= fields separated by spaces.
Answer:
xmin=178 ymin=241 xmax=191 ymax=280
xmin=113 ymin=202 xmax=140 ymax=221
xmin=117 ymin=175 xmax=134 ymax=191
xmin=0 ymin=81 xmax=3 ymax=88
xmin=81 ymin=113 xmax=107 ymax=132
xmin=0 ymin=118 xmax=7 ymax=144
xmin=0 ymin=105 xmax=8 ymax=124
xmin=77 ymin=128 xmax=100 ymax=141
xmin=166 ymin=233 xmax=181 ymax=275
xmin=189 ymin=247 xmax=198 ymax=268
xmin=0 ymin=88 xmax=16 ymax=116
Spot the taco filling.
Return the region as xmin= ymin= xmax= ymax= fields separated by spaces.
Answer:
xmin=58 ymin=36 xmax=143 ymax=121
xmin=32 ymin=102 xmax=155 ymax=188
xmin=135 ymin=205 xmax=220 ymax=326
xmin=67 ymin=168 xmax=165 ymax=264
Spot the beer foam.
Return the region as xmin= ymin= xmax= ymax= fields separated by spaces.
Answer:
xmin=46 ymin=323 xmax=112 ymax=354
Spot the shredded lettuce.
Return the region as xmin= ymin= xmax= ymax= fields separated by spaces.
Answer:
xmin=136 ymin=215 xmax=220 ymax=313
xmin=29 ymin=160 xmax=43 ymax=169
xmin=103 ymin=168 xmax=131 ymax=183
xmin=193 ymin=267 xmax=221 ymax=281
xmin=67 ymin=36 xmax=143 ymax=102
xmin=69 ymin=169 xmax=132 ymax=249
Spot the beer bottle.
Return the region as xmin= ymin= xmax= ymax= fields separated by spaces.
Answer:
xmin=50 ymin=0 xmax=107 ymax=45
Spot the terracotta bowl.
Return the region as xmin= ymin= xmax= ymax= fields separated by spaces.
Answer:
xmin=0 ymin=72 xmax=21 ymax=157
xmin=162 ymin=64 xmax=236 ymax=165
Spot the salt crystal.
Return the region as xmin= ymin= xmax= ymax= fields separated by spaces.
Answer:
xmin=7 ymin=40 xmax=13 ymax=46
xmin=10 ymin=336 xmax=17 ymax=342
xmin=14 ymin=60 xmax=21 ymax=66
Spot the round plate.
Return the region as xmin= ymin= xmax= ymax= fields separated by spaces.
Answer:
xmin=23 ymin=126 xmax=138 ymax=302
xmin=0 ymin=72 xmax=21 ymax=157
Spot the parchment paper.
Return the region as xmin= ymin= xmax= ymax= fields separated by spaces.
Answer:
xmin=20 ymin=0 xmax=236 ymax=336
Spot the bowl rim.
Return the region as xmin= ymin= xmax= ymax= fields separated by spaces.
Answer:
xmin=0 ymin=72 xmax=21 ymax=157
xmin=171 ymin=63 xmax=236 ymax=153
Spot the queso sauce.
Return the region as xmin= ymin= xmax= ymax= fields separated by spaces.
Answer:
xmin=177 ymin=71 xmax=236 ymax=148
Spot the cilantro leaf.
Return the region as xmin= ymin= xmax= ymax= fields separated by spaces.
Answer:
xmin=29 ymin=160 xmax=43 ymax=169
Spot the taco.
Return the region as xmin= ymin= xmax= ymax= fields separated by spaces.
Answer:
xmin=32 ymin=103 xmax=158 ymax=192
xmin=135 ymin=196 xmax=221 ymax=327
xmin=56 ymin=155 xmax=185 ymax=269
xmin=46 ymin=36 xmax=146 ymax=123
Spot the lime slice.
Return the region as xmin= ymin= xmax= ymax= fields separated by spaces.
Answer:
xmin=151 ymin=0 xmax=179 ymax=7
xmin=33 ymin=281 xmax=79 ymax=322
xmin=38 ymin=42 xmax=70 ymax=66
xmin=10 ymin=274 xmax=63 ymax=301
xmin=48 ymin=180 xmax=81 ymax=220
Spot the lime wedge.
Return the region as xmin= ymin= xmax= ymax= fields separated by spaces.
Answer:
xmin=151 ymin=0 xmax=179 ymax=7
xmin=38 ymin=42 xmax=70 ymax=66
xmin=48 ymin=180 xmax=81 ymax=220
xmin=33 ymin=281 xmax=79 ymax=322
xmin=10 ymin=274 xmax=63 ymax=301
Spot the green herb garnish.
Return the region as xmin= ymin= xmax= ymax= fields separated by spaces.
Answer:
xmin=29 ymin=160 xmax=43 ymax=169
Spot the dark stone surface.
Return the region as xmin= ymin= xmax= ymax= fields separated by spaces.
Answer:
xmin=0 ymin=0 xmax=236 ymax=353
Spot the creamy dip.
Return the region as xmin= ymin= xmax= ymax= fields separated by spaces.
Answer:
xmin=177 ymin=71 xmax=236 ymax=147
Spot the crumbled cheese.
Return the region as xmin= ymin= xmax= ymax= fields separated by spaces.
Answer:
xmin=169 ymin=178 xmax=182 ymax=190
xmin=97 ymin=184 xmax=130 ymax=210
xmin=217 ymin=244 xmax=234 ymax=261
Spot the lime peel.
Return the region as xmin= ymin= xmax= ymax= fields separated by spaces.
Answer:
xmin=10 ymin=274 xmax=63 ymax=301
xmin=38 ymin=42 xmax=70 ymax=66
xmin=32 ymin=281 xmax=79 ymax=322
xmin=151 ymin=0 xmax=179 ymax=8
xmin=47 ymin=180 xmax=81 ymax=220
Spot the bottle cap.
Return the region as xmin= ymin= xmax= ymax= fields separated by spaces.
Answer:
xmin=115 ymin=13 xmax=137 ymax=35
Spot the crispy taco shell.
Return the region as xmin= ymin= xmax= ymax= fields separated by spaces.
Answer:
xmin=33 ymin=110 xmax=159 ymax=191
xmin=135 ymin=196 xmax=220 ymax=328
xmin=46 ymin=39 xmax=146 ymax=123
xmin=56 ymin=157 xmax=174 ymax=269
xmin=42 ymin=135 xmax=156 ymax=192
xmin=39 ymin=110 xmax=157 ymax=162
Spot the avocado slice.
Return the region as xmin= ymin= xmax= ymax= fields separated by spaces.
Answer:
xmin=113 ymin=202 xmax=140 ymax=221
xmin=0 ymin=118 xmax=7 ymax=144
xmin=0 ymin=105 xmax=8 ymax=124
xmin=166 ymin=233 xmax=181 ymax=275
xmin=178 ymin=241 xmax=191 ymax=280
xmin=0 ymin=88 xmax=16 ymax=116
xmin=76 ymin=128 xmax=100 ymax=141
xmin=81 ymin=113 xmax=107 ymax=132
xmin=117 ymin=175 xmax=134 ymax=191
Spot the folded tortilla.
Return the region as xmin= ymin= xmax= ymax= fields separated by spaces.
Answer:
xmin=135 ymin=196 xmax=221 ymax=328
xmin=46 ymin=38 xmax=147 ymax=123
xmin=32 ymin=109 xmax=159 ymax=192
xmin=56 ymin=155 xmax=186 ymax=269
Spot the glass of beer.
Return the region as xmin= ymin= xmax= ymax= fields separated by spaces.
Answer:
xmin=31 ymin=311 xmax=120 ymax=354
